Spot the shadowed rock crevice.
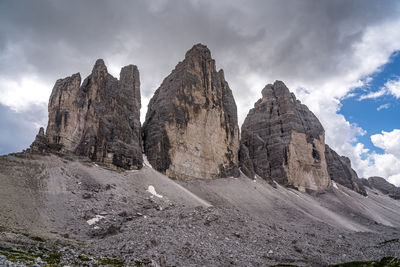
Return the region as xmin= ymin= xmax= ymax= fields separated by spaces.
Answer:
xmin=240 ymin=81 xmax=331 ymax=192
xmin=142 ymin=43 xmax=240 ymax=179
xmin=33 ymin=59 xmax=143 ymax=170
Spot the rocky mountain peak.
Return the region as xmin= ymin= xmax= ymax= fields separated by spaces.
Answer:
xmin=119 ymin=64 xmax=141 ymax=110
xmin=184 ymin=43 xmax=212 ymax=60
xmin=261 ymin=81 xmax=290 ymax=99
xmin=143 ymin=44 xmax=240 ymax=179
xmin=91 ymin=58 xmax=108 ymax=77
xmin=38 ymin=127 xmax=45 ymax=136
xmin=261 ymin=83 xmax=274 ymax=98
xmin=240 ymin=81 xmax=331 ymax=192
xmin=33 ymin=59 xmax=143 ymax=170
xmin=94 ymin=58 xmax=106 ymax=67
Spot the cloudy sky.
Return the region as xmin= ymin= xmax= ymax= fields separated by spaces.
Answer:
xmin=1 ymin=0 xmax=399 ymax=185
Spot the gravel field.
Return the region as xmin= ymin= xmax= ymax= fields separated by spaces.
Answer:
xmin=0 ymin=153 xmax=399 ymax=266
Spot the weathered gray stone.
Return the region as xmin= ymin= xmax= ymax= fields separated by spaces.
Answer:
xmin=367 ymin=176 xmax=400 ymax=199
xmin=324 ymin=145 xmax=367 ymax=196
xmin=44 ymin=59 xmax=142 ymax=169
xmin=142 ymin=43 xmax=240 ymax=179
xmin=29 ymin=127 xmax=51 ymax=153
xmin=240 ymin=81 xmax=331 ymax=192
xmin=360 ymin=178 xmax=370 ymax=188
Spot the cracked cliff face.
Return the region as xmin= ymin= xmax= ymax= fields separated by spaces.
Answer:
xmin=44 ymin=59 xmax=142 ymax=170
xmin=240 ymin=81 xmax=331 ymax=192
xmin=142 ymin=44 xmax=240 ymax=179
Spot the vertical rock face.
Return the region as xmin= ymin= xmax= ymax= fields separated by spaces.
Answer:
xmin=324 ymin=145 xmax=367 ymax=196
xmin=240 ymin=81 xmax=331 ymax=192
xmin=45 ymin=59 xmax=142 ymax=169
xmin=142 ymin=44 xmax=240 ymax=179
xmin=46 ymin=73 xmax=82 ymax=151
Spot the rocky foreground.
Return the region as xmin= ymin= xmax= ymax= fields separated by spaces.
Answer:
xmin=0 ymin=153 xmax=400 ymax=266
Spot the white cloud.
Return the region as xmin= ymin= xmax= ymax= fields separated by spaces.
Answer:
xmin=377 ymin=103 xmax=390 ymax=111
xmin=0 ymin=76 xmax=50 ymax=112
xmin=362 ymin=153 xmax=400 ymax=184
xmin=358 ymin=88 xmax=386 ymax=100
xmin=388 ymin=174 xmax=400 ymax=187
xmin=384 ymin=78 xmax=400 ymax=98
xmin=298 ymin=18 xmax=400 ymax=184
xmin=343 ymin=92 xmax=357 ymax=99
xmin=347 ymin=129 xmax=400 ymax=185
xmin=371 ymin=129 xmax=400 ymax=158
xmin=358 ymin=77 xmax=400 ymax=101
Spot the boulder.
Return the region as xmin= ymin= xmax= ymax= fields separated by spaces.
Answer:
xmin=240 ymin=81 xmax=331 ymax=192
xmin=142 ymin=44 xmax=240 ymax=179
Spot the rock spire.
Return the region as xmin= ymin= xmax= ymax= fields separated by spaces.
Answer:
xmin=240 ymin=81 xmax=331 ymax=192
xmin=38 ymin=59 xmax=142 ymax=169
xmin=142 ymin=44 xmax=240 ymax=179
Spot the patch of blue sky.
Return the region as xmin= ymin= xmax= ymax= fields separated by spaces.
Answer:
xmin=339 ymin=51 xmax=400 ymax=154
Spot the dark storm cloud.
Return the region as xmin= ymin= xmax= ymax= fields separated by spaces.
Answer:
xmin=0 ymin=0 xmax=399 ymax=153
xmin=2 ymin=0 xmax=398 ymax=90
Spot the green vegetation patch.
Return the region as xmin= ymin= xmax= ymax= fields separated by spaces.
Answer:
xmin=0 ymin=245 xmax=62 ymax=265
xmin=27 ymin=235 xmax=45 ymax=242
xmin=45 ymin=252 xmax=62 ymax=264
xmin=134 ymin=259 xmax=152 ymax=266
xmin=78 ymin=254 xmax=91 ymax=261
xmin=0 ymin=246 xmax=38 ymax=264
xmin=329 ymin=256 xmax=400 ymax=267
xmin=98 ymin=257 xmax=124 ymax=266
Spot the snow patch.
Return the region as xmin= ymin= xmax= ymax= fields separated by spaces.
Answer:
xmin=86 ymin=215 xmax=105 ymax=225
xmin=333 ymin=181 xmax=339 ymax=189
xmin=287 ymin=188 xmax=303 ymax=199
xmin=147 ymin=185 xmax=163 ymax=198
xmin=143 ymin=155 xmax=153 ymax=168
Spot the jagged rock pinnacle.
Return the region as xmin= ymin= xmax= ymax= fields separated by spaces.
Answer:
xmin=240 ymin=81 xmax=331 ymax=192
xmin=142 ymin=44 xmax=240 ymax=179
xmin=184 ymin=43 xmax=212 ymax=60
xmin=41 ymin=59 xmax=142 ymax=169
